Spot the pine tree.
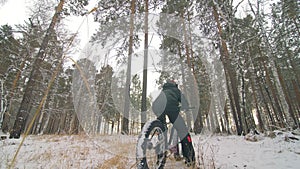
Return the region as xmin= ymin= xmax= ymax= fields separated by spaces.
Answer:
xmin=0 ymin=25 xmax=21 ymax=132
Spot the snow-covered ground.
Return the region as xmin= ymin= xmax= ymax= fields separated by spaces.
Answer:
xmin=1 ymin=130 xmax=300 ymax=169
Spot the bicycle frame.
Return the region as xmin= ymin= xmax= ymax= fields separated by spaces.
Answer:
xmin=136 ymin=108 xmax=195 ymax=168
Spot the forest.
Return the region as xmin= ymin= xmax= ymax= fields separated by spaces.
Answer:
xmin=0 ymin=0 xmax=299 ymax=140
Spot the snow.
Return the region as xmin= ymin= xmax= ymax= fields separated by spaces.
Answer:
xmin=1 ymin=131 xmax=300 ymax=169
xmin=194 ymin=132 xmax=300 ymax=169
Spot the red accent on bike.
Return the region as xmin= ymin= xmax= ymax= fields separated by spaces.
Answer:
xmin=187 ymin=135 xmax=192 ymax=143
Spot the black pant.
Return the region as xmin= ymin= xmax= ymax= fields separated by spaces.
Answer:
xmin=157 ymin=110 xmax=193 ymax=159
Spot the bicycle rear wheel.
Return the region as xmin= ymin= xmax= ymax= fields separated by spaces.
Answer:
xmin=136 ymin=120 xmax=167 ymax=169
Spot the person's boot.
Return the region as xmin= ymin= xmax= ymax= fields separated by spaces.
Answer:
xmin=181 ymin=134 xmax=195 ymax=167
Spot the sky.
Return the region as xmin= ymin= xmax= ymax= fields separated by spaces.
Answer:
xmin=0 ymin=0 xmax=99 ymax=53
xmin=0 ymin=0 xmax=27 ymax=25
xmin=0 ymin=0 xmax=262 ymax=44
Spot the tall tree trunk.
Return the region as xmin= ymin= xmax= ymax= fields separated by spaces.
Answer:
xmin=250 ymin=73 xmax=264 ymax=132
xmin=241 ymin=74 xmax=249 ymax=133
xmin=111 ymin=120 xmax=115 ymax=134
xmin=212 ymin=4 xmax=243 ymax=135
xmin=292 ymin=80 xmax=300 ymax=113
xmin=117 ymin=116 xmax=120 ymax=134
xmin=275 ymin=62 xmax=298 ymax=127
xmin=224 ymin=70 xmax=240 ymax=134
xmin=141 ymin=0 xmax=148 ymax=130
xmin=246 ymin=43 xmax=265 ymax=132
xmin=97 ymin=115 xmax=102 ymax=133
xmin=2 ymin=60 xmax=26 ymax=133
xmin=59 ymin=110 xmax=67 ymax=134
xmin=181 ymin=11 xmax=193 ymax=130
xmin=122 ymin=0 xmax=135 ymax=135
xmin=290 ymin=60 xmax=300 ymax=86
xmin=224 ymin=99 xmax=231 ymax=134
xmin=0 ymin=79 xmax=5 ymax=130
xmin=10 ymin=0 xmax=65 ymax=138
xmin=248 ymin=0 xmax=294 ymax=127
xmin=261 ymin=59 xmax=285 ymax=127
xmin=180 ymin=63 xmax=192 ymax=130
xmin=193 ymin=106 xmax=203 ymax=134
xmin=211 ymin=94 xmax=221 ymax=133
xmin=69 ymin=113 xmax=80 ymax=134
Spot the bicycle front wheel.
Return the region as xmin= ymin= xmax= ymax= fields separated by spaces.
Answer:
xmin=136 ymin=120 xmax=167 ymax=169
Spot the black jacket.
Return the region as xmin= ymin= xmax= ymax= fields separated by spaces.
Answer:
xmin=152 ymin=82 xmax=189 ymax=115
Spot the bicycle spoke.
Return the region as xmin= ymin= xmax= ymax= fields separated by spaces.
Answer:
xmin=136 ymin=120 xmax=167 ymax=169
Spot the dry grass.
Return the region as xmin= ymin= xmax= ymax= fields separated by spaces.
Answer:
xmin=99 ymin=155 xmax=129 ymax=169
xmin=196 ymin=143 xmax=217 ymax=169
xmin=96 ymin=136 xmax=137 ymax=168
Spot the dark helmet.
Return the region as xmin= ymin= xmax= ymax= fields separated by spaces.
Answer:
xmin=166 ymin=79 xmax=176 ymax=84
xmin=165 ymin=79 xmax=178 ymax=88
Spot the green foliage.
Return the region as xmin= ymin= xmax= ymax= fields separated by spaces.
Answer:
xmin=63 ymin=0 xmax=89 ymax=16
xmin=96 ymin=65 xmax=120 ymax=122
xmin=0 ymin=25 xmax=20 ymax=76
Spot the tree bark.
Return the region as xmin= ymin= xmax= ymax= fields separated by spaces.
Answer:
xmin=181 ymin=12 xmax=194 ymax=131
xmin=141 ymin=0 xmax=148 ymax=129
xmin=249 ymin=73 xmax=264 ymax=132
xmin=212 ymin=4 xmax=243 ymax=135
xmin=275 ymin=62 xmax=298 ymax=127
xmin=122 ymin=0 xmax=135 ymax=135
xmin=262 ymin=60 xmax=285 ymax=127
xmin=223 ymin=99 xmax=231 ymax=134
xmin=10 ymin=0 xmax=65 ymax=138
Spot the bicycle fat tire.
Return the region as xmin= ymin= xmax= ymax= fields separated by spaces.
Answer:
xmin=136 ymin=120 xmax=167 ymax=169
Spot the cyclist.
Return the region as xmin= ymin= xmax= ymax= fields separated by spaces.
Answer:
xmin=152 ymin=79 xmax=195 ymax=166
